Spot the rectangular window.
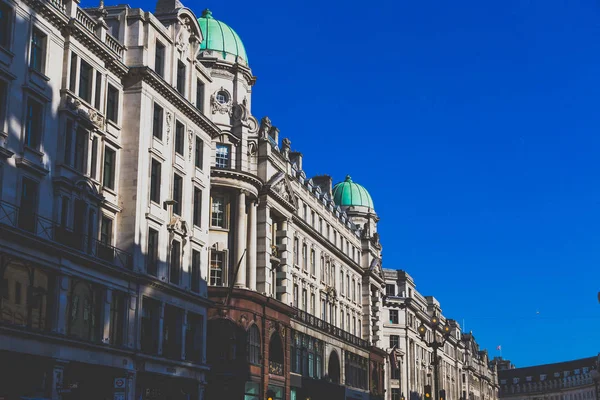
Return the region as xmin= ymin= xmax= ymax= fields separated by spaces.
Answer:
xmin=389 ymin=309 xmax=399 ymax=324
xmin=109 ymin=291 xmax=125 ymax=346
xmin=170 ymin=240 xmax=181 ymax=285
xmin=24 ymin=98 xmax=43 ymax=149
xmin=106 ymin=84 xmax=119 ymax=123
xmin=90 ymin=136 xmax=98 ymax=179
xmin=63 ymin=119 xmax=73 ymax=165
xmin=310 ymin=249 xmax=315 ymax=275
xmin=175 ymin=121 xmax=184 ymax=155
xmin=79 ymin=60 xmax=93 ymax=103
xmin=211 ymin=196 xmax=225 ymax=228
xmin=392 ymin=389 xmax=401 ymax=400
xmin=386 ymin=284 xmax=396 ymax=297
xmin=69 ymin=53 xmax=78 ymax=91
xmin=196 ymin=78 xmax=204 ymax=111
xmin=100 ymin=216 xmax=112 ymax=245
xmin=302 ymin=288 xmax=307 ymax=310
xmin=0 ymin=3 xmax=11 ymax=49
xmin=195 ymin=136 xmax=203 ymax=169
xmin=147 ymin=228 xmax=159 ymax=276
xmin=172 ymin=173 xmax=182 ymax=215
xmin=186 ymin=313 xmax=203 ymax=362
xmin=155 ymin=42 xmax=165 ymax=77
xmin=293 ymin=284 xmax=298 ymax=307
xmin=390 ymin=335 xmax=400 ymax=348
xmin=150 ymin=159 xmax=161 ymax=203
xmin=310 ymin=293 xmax=315 ymax=314
xmin=19 ymin=178 xmax=38 ymax=231
xmin=94 ymin=71 xmax=102 ymax=109
xmin=141 ymin=297 xmax=160 ymax=353
xmin=74 ymin=129 xmax=86 ymax=173
xmin=215 ymin=144 xmax=230 ymax=169
xmin=193 ymin=187 xmax=202 ymax=227
xmin=176 ymin=60 xmax=185 ymax=94
xmin=191 ymin=249 xmax=201 ymax=293
xmin=152 ymin=103 xmax=163 ymax=139
xmin=103 ymin=147 xmax=116 ymax=189
xmin=210 ymin=250 xmax=224 ymax=286
xmin=30 ymin=28 xmax=46 ymax=72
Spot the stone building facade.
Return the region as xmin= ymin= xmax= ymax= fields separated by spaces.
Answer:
xmin=495 ymin=356 xmax=599 ymax=400
xmin=0 ymin=0 xmax=212 ymax=398
xmin=382 ymin=269 xmax=499 ymax=400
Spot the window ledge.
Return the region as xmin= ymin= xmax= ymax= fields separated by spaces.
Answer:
xmin=102 ymin=186 xmax=117 ymax=196
xmin=0 ymin=45 xmax=14 ymax=68
xmin=209 ymin=226 xmax=229 ymax=232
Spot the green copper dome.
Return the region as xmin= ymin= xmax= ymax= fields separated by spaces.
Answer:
xmin=332 ymin=175 xmax=374 ymax=210
xmin=198 ymin=9 xmax=248 ymax=64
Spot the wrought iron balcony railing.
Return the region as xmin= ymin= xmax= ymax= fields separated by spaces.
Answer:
xmin=0 ymin=200 xmax=133 ymax=270
xmin=293 ymin=308 xmax=369 ymax=349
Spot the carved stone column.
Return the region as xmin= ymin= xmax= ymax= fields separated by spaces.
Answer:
xmin=247 ymin=200 xmax=257 ymax=290
xmin=234 ymin=191 xmax=247 ymax=288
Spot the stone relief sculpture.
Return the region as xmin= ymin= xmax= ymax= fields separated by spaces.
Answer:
xmin=281 ymin=138 xmax=291 ymax=159
xmin=258 ymin=116 xmax=272 ymax=139
xmin=188 ymin=129 xmax=194 ymax=161
xmin=166 ymin=112 xmax=172 ymax=144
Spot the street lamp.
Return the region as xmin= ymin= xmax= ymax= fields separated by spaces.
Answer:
xmin=417 ymin=314 xmax=453 ymax=400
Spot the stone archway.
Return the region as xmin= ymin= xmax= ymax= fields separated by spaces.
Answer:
xmin=328 ymin=350 xmax=340 ymax=384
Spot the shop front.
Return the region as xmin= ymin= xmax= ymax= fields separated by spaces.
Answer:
xmin=0 ymin=351 xmax=51 ymax=400
xmin=136 ymin=372 xmax=199 ymax=400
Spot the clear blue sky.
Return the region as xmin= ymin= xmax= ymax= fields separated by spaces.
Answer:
xmin=94 ymin=0 xmax=600 ymax=366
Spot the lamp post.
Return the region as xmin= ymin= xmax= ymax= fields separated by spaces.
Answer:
xmin=417 ymin=314 xmax=453 ymax=400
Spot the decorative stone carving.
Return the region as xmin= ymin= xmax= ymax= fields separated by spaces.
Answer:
xmin=210 ymin=88 xmax=233 ymax=116
xmin=248 ymin=116 xmax=259 ymax=133
xmin=258 ymin=116 xmax=271 ymax=139
xmin=88 ymin=109 xmax=104 ymax=130
xmin=175 ymin=17 xmax=193 ymax=58
xmin=188 ymin=129 xmax=194 ymax=161
xmin=233 ymin=96 xmax=249 ymax=122
xmin=247 ymin=141 xmax=257 ymax=157
xmin=166 ymin=112 xmax=172 ymax=144
xmin=281 ymin=138 xmax=291 ymax=159
xmin=272 ymin=179 xmax=291 ymax=202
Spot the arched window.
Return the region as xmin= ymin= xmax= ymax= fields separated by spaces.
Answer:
xmin=269 ymin=332 xmax=284 ymax=375
xmin=328 ymin=350 xmax=341 ymax=384
xmin=1 ymin=262 xmax=49 ymax=329
xmin=247 ymin=324 xmax=261 ymax=365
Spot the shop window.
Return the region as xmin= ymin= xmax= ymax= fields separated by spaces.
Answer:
xmin=162 ymin=305 xmax=182 ymax=359
xmin=247 ymin=324 xmax=261 ymax=365
xmin=152 ymin=103 xmax=163 ymax=140
xmin=268 ymin=333 xmax=284 ymax=375
xmin=0 ymin=262 xmax=50 ymax=330
xmin=185 ymin=312 xmax=203 ymax=363
xmin=109 ymin=291 xmax=125 ymax=346
xmin=266 ymin=385 xmax=283 ymax=400
xmin=68 ymin=280 xmax=103 ymax=342
xmin=141 ymin=297 xmax=160 ymax=354
xmin=244 ymin=382 xmax=260 ymax=400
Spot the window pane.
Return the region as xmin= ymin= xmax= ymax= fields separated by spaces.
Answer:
xmin=106 ymin=85 xmax=119 ymax=123
xmin=25 ymin=98 xmax=43 ymax=149
xmin=0 ymin=3 xmax=11 ymax=49
xmin=147 ymin=229 xmax=158 ymax=276
xmin=175 ymin=121 xmax=184 ymax=155
xmin=30 ymin=29 xmax=45 ymax=72
xmin=170 ymin=241 xmax=181 ymax=284
xmin=150 ymin=159 xmax=161 ymax=203
xmin=191 ymin=250 xmax=200 ymax=293
xmin=211 ymin=197 xmax=224 ymax=228
xmin=103 ymin=147 xmax=116 ymax=189
xmin=152 ymin=103 xmax=163 ymax=139
xmin=195 ymin=136 xmax=203 ymax=169
xmin=176 ymin=61 xmax=185 ymax=94
xmin=79 ymin=61 xmax=93 ymax=103
xmin=210 ymin=251 xmax=224 ymax=286
xmin=193 ymin=187 xmax=202 ymax=227
xmin=155 ymin=42 xmax=165 ymax=77
xmin=172 ymin=174 xmax=182 ymax=215
xmin=215 ymin=144 xmax=230 ymax=169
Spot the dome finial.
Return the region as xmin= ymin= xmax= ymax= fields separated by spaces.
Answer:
xmin=202 ymin=8 xmax=213 ymax=18
xmin=345 ymin=175 xmax=352 ymax=182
